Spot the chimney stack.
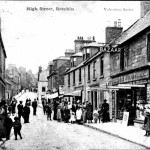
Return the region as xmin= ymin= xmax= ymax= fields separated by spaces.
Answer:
xmin=105 ymin=20 xmax=123 ymax=43
xmin=141 ymin=1 xmax=150 ymax=18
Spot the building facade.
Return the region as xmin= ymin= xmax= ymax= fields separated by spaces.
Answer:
xmin=109 ymin=8 xmax=150 ymax=126
xmin=38 ymin=69 xmax=49 ymax=102
xmin=0 ymin=26 xmax=7 ymax=101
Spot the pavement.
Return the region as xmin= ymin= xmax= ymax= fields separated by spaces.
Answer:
xmin=83 ymin=121 xmax=150 ymax=149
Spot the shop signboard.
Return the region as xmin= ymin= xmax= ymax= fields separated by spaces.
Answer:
xmin=112 ymin=70 xmax=149 ymax=85
xmin=122 ymin=112 xmax=129 ymax=126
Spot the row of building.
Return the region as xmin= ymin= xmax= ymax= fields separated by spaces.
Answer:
xmin=37 ymin=2 xmax=150 ymax=128
xmin=0 ymin=19 xmax=38 ymax=103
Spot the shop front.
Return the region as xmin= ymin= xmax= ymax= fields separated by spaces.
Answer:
xmin=111 ymin=68 xmax=150 ymax=126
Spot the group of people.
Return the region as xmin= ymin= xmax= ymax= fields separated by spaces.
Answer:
xmin=42 ymin=98 xmax=110 ymax=124
xmin=0 ymin=98 xmax=38 ymax=141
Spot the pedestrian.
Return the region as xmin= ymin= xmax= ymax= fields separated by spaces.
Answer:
xmin=46 ymin=103 xmax=52 ymax=121
xmin=42 ymin=99 xmax=47 ymax=115
xmin=69 ymin=111 xmax=76 ymax=124
xmin=98 ymin=105 xmax=103 ymax=123
xmin=101 ymin=99 xmax=110 ymax=123
xmin=32 ymin=99 xmax=37 ymax=115
xmin=57 ymin=103 xmax=62 ymax=122
xmin=4 ymin=113 xmax=13 ymax=140
xmin=76 ymin=107 xmax=82 ymax=124
xmin=87 ymin=102 xmax=93 ymax=123
xmin=23 ymin=103 xmax=30 ymax=123
xmin=64 ymin=104 xmax=70 ymax=123
xmin=13 ymin=117 xmax=22 ymax=140
xmin=82 ymin=101 xmax=88 ymax=123
xmin=93 ymin=108 xmax=99 ymax=123
xmin=143 ymin=106 xmax=150 ymax=136
xmin=11 ymin=100 xmax=16 ymax=116
xmin=17 ymin=101 xmax=24 ymax=122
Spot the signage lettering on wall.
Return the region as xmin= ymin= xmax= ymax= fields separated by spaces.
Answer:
xmin=112 ymin=70 xmax=149 ymax=85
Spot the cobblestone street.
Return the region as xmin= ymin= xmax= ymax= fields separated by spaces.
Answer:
xmin=3 ymin=92 xmax=147 ymax=150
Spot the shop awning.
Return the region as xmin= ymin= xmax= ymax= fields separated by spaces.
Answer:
xmin=64 ymin=92 xmax=73 ymax=97
xmin=46 ymin=92 xmax=58 ymax=99
xmin=72 ymin=90 xmax=82 ymax=96
xmin=118 ymin=84 xmax=145 ymax=88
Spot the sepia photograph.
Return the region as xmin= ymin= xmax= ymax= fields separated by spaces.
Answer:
xmin=0 ymin=1 xmax=150 ymax=150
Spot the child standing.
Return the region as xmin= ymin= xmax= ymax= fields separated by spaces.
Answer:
xmin=93 ymin=108 xmax=99 ymax=123
xmin=13 ymin=117 xmax=22 ymax=140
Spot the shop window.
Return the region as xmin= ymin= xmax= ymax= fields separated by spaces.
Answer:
xmin=73 ymin=71 xmax=75 ymax=85
xmin=88 ymin=64 xmax=90 ymax=81
xmin=93 ymin=61 xmax=96 ymax=80
xmin=100 ymin=56 xmax=104 ymax=76
xmin=79 ymin=68 xmax=82 ymax=83
xmin=120 ymin=49 xmax=124 ymax=71
xmin=68 ymin=73 xmax=70 ymax=86
xmin=42 ymin=87 xmax=46 ymax=92
xmin=136 ymin=88 xmax=146 ymax=120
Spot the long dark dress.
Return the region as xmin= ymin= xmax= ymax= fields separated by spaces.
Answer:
xmin=86 ymin=104 xmax=93 ymax=120
xmin=64 ymin=107 xmax=70 ymax=123
xmin=23 ymin=105 xmax=30 ymax=123
xmin=102 ymin=102 xmax=110 ymax=122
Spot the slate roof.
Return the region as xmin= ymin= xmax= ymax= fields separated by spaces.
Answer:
xmin=71 ymin=52 xmax=83 ymax=57
xmin=53 ymin=56 xmax=70 ymax=61
xmin=115 ymin=10 xmax=150 ymax=45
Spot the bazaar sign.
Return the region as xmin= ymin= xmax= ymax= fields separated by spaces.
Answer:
xmin=100 ymin=46 xmax=121 ymax=53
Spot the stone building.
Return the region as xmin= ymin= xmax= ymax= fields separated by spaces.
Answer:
xmin=47 ymin=50 xmax=73 ymax=97
xmin=6 ymin=64 xmax=21 ymax=93
xmin=74 ymin=36 xmax=95 ymax=53
xmin=0 ymin=22 xmax=7 ymax=101
xmin=38 ymin=69 xmax=49 ymax=102
xmin=109 ymin=5 xmax=150 ymax=127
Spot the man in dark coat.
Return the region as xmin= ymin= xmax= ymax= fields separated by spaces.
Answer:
xmin=87 ymin=102 xmax=93 ymax=123
xmin=4 ymin=113 xmax=13 ymax=140
xmin=101 ymin=99 xmax=110 ymax=123
xmin=23 ymin=103 xmax=30 ymax=123
xmin=32 ymin=99 xmax=37 ymax=115
xmin=17 ymin=101 xmax=24 ymax=122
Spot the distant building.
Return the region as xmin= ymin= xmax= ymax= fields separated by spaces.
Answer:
xmin=38 ymin=69 xmax=49 ymax=102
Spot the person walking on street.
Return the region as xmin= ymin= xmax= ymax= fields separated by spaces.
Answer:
xmin=101 ymin=99 xmax=110 ymax=123
xmin=32 ymin=99 xmax=37 ymax=115
xmin=13 ymin=117 xmax=22 ymax=140
xmin=17 ymin=101 xmax=24 ymax=122
xmin=87 ymin=102 xmax=93 ymax=123
xmin=11 ymin=100 xmax=16 ymax=116
xmin=46 ymin=103 xmax=52 ymax=120
xmin=42 ymin=99 xmax=47 ymax=115
xmin=23 ymin=103 xmax=30 ymax=123
xmin=143 ymin=106 xmax=150 ymax=136
xmin=4 ymin=113 xmax=13 ymax=140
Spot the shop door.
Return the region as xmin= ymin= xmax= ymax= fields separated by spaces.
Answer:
xmin=94 ymin=91 xmax=97 ymax=109
xmin=91 ymin=91 xmax=94 ymax=111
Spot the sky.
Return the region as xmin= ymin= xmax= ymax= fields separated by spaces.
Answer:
xmin=0 ymin=1 xmax=141 ymax=74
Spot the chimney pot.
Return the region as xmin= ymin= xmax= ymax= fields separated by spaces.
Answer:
xmin=114 ymin=21 xmax=117 ymax=27
xmin=118 ymin=19 xmax=121 ymax=27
